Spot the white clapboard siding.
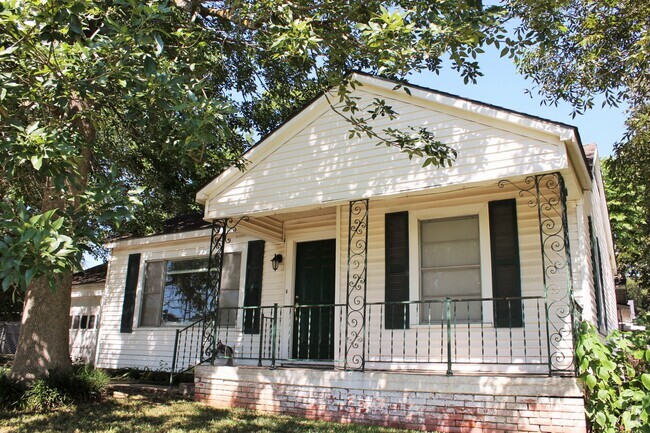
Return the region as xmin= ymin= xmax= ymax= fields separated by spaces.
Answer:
xmin=329 ymin=184 xmax=577 ymax=370
xmin=96 ymin=233 xmax=233 ymax=370
xmin=583 ymin=156 xmax=618 ymax=331
xmin=205 ymin=89 xmax=569 ymax=218
xmin=98 ymin=170 xmax=611 ymax=372
xmin=96 ymin=230 xmax=288 ymax=370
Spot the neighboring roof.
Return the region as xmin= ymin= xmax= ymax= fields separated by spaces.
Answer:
xmin=72 ymin=263 xmax=107 ymax=286
xmin=160 ymin=213 xmax=211 ymax=234
xmin=104 ymin=213 xmax=213 ymax=249
xmin=583 ymin=143 xmax=598 ymax=171
xmin=107 ymin=213 xmax=211 ymax=244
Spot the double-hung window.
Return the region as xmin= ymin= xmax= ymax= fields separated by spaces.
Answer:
xmin=139 ymin=253 xmax=242 ymax=327
xmin=419 ymin=215 xmax=482 ymax=323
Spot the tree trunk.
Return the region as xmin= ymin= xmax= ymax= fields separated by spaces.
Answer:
xmin=10 ymin=100 xmax=94 ymax=382
xmin=10 ymin=272 xmax=73 ymax=381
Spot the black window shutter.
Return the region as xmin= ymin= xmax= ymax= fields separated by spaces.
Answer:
xmin=596 ymin=240 xmax=608 ymax=332
xmin=385 ymin=212 xmax=409 ymax=329
xmin=588 ymin=218 xmax=604 ymax=332
xmin=489 ymin=200 xmax=523 ymax=328
xmin=120 ymin=253 xmax=141 ymax=333
xmin=243 ymin=240 xmax=265 ymax=334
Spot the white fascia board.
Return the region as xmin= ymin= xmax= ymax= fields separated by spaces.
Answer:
xmin=71 ymin=288 xmax=104 ymax=298
xmin=104 ymin=228 xmax=212 ymax=250
xmin=356 ymin=74 xmax=573 ymax=140
xmin=196 ymin=96 xmax=332 ymax=205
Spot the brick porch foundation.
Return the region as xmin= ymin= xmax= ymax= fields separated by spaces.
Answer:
xmin=194 ymin=366 xmax=586 ymax=432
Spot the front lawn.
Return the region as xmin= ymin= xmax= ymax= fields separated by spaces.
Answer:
xmin=0 ymin=398 xmax=409 ymax=433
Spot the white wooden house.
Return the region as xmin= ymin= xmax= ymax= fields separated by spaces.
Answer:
xmin=95 ymin=73 xmax=616 ymax=432
xmin=69 ymin=263 xmax=105 ymax=363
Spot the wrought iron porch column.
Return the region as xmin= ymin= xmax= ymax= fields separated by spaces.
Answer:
xmin=344 ymin=199 xmax=369 ymax=371
xmin=499 ymin=173 xmax=575 ymax=375
xmin=202 ymin=217 xmax=248 ymax=363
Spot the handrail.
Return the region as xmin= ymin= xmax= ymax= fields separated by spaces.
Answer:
xmin=169 ymin=295 xmax=559 ymax=384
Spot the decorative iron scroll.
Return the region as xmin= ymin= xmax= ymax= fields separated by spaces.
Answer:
xmin=202 ymin=216 xmax=249 ymax=361
xmin=498 ymin=173 xmax=575 ymax=374
xmin=345 ymin=199 xmax=369 ymax=371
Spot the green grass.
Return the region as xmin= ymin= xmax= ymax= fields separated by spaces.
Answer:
xmin=0 ymin=398 xmax=410 ymax=433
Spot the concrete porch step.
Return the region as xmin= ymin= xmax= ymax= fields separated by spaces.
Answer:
xmin=108 ymin=382 xmax=194 ymax=400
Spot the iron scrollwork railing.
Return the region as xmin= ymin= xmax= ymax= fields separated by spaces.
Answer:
xmin=202 ymin=217 xmax=249 ymax=363
xmin=170 ymin=216 xmax=249 ymax=384
xmin=498 ymin=172 xmax=575 ymax=375
xmin=173 ymin=296 xmax=553 ymax=383
xmin=345 ymin=199 xmax=369 ymax=371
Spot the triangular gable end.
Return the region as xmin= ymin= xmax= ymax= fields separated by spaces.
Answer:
xmin=198 ymin=73 xmax=588 ymax=219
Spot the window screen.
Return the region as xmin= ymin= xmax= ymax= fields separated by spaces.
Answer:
xmin=139 ymin=254 xmax=241 ymax=327
xmin=420 ymin=215 xmax=481 ymax=322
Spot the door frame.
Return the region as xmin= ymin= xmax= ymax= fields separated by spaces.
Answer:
xmin=281 ymin=210 xmax=341 ymax=361
xmin=291 ymin=238 xmax=337 ymax=360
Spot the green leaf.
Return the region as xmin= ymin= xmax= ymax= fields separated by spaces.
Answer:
xmin=30 ymin=155 xmax=42 ymax=170
xmin=642 ymin=374 xmax=650 ymax=391
xmin=24 ymin=267 xmax=36 ymax=287
xmin=69 ymin=14 xmax=82 ymax=34
xmin=2 ymin=276 xmax=11 ymax=291
xmin=25 ymin=122 xmax=39 ymax=135
xmin=585 ymin=374 xmax=597 ymax=390
xmin=51 ymin=217 xmax=64 ymax=231
xmin=144 ymin=56 xmax=156 ymax=76
xmin=153 ymin=34 xmax=164 ymax=56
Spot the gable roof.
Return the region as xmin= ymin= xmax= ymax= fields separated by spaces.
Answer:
xmin=197 ymin=72 xmax=591 ymax=207
xmin=583 ymin=143 xmax=598 ymax=172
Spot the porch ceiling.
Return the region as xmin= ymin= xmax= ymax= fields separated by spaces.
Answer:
xmin=236 ymin=207 xmax=337 ymax=243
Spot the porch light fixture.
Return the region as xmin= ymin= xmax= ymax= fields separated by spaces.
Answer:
xmin=271 ymin=254 xmax=283 ymax=271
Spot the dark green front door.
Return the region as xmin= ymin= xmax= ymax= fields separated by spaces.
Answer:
xmin=293 ymin=239 xmax=336 ymax=360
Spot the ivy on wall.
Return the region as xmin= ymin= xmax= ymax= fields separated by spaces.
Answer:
xmin=576 ymin=315 xmax=650 ymax=432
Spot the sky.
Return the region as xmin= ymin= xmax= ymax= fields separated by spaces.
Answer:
xmin=407 ymin=47 xmax=627 ymax=157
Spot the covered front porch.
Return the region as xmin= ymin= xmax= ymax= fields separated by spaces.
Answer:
xmin=171 ymin=172 xmax=579 ymax=380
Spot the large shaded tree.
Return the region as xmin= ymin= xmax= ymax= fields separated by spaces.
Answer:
xmin=602 ymin=160 xmax=650 ymax=314
xmin=508 ymin=0 xmax=650 ymax=297
xmin=1 ymin=0 xmax=511 ymax=380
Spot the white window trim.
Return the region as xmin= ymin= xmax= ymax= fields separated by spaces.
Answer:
xmin=135 ymin=249 xmax=247 ymax=329
xmin=408 ymin=203 xmax=493 ymax=326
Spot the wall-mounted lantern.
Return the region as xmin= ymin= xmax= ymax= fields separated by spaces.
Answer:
xmin=271 ymin=253 xmax=283 ymax=271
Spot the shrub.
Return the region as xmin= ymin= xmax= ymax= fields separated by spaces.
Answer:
xmin=0 ymin=364 xmax=110 ymax=412
xmin=46 ymin=365 xmax=110 ymax=404
xmin=0 ymin=368 xmax=23 ymax=410
xmin=23 ymin=379 xmax=69 ymax=412
xmin=576 ymin=314 xmax=650 ymax=432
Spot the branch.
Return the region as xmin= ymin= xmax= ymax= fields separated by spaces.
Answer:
xmin=171 ymin=0 xmax=260 ymax=30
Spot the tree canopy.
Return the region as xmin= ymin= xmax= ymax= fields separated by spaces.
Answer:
xmin=510 ymin=0 xmax=650 ymax=308
xmin=1 ymin=0 xmax=512 ymax=292
xmin=3 ymin=0 xmax=648 ymax=380
xmin=0 ymin=0 xmax=514 ymax=379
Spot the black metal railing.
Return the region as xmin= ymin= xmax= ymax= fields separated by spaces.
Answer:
xmin=170 ymin=296 xmax=563 ymax=383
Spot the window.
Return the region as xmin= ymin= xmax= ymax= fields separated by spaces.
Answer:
xmin=419 ymin=215 xmax=481 ymax=322
xmin=88 ymin=315 xmax=96 ymax=329
xmin=139 ymin=254 xmax=242 ymax=327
